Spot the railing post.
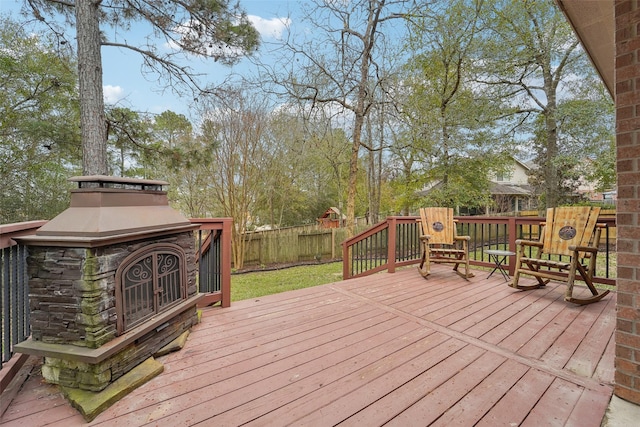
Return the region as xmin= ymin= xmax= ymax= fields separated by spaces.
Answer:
xmin=508 ymin=216 xmax=518 ymax=276
xmin=387 ymin=217 xmax=397 ymax=273
xmin=605 ymin=223 xmax=610 ymax=278
xmin=220 ymin=218 xmax=232 ymax=308
xmin=342 ymin=239 xmax=351 ymax=280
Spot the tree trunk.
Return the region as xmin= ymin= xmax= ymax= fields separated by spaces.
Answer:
xmin=368 ymin=148 xmax=376 ymax=225
xmin=543 ymin=64 xmax=559 ymax=209
xmin=346 ymin=71 xmax=369 ymax=236
xmin=76 ymin=0 xmax=108 ymax=175
xmin=346 ymin=125 xmax=361 ymax=236
xmin=366 ymin=119 xmax=379 ymax=225
xmin=544 ymin=112 xmax=559 ymax=208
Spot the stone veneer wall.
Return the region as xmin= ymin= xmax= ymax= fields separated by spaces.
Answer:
xmin=27 ymin=232 xmax=197 ymax=348
xmin=26 ymin=231 xmax=198 ymax=391
xmin=41 ymin=307 xmax=198 ymax=391
xmin=614 ymin=0 xmax=640 ymax=406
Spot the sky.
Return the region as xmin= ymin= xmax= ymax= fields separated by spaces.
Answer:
xmin=100 ymin=1 xmax=297 ymax=117
xmin=2 ymin=0 xmax=298 ymax=117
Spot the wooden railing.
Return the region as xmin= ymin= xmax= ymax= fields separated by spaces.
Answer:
xmin=190 ymin=218 xmax=233 ymax=308
xmin=342 ymin=217 xmax=422 ymax=279
xmin=0 ymin=221 xmax=47 ymax=391
xmin=342 ymin=215 xmax=617 ymax=285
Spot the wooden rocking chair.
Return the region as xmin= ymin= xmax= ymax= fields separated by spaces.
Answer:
xmin=509 ymin=206 xmax=610 ymax=305
xmin=417 ymin=207 xmax=474 ymax=279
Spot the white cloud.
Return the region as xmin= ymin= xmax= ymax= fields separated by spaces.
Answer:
xmin=248 ymin=15 xmax=290 ymax=40
xmin=103 ymin=85 xmax=125 ymax=104
xmin=163 ymin=14 xmax=291 ymax=54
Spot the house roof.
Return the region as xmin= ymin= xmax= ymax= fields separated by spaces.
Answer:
xmin=319 ymin=207 xmax=346 ymax=220
xmin=490 ymin=182 xmax=532 ymax=196
xmin=555 ymin=0 xmax=614 ymax=98
xmin=417 ymin=181 xmax=532 ymax=198
xmin=512 ymin=158 xmax=531 ymax=171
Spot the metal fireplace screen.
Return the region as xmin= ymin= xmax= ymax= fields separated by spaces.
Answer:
xmin=115 ymin=243 xmax=187 ymax=334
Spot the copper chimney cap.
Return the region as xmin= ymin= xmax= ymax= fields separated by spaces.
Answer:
xmin=18 ymin=175 xmax=196 ymax=247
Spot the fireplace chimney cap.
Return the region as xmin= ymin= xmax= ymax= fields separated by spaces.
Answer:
xmin=16 ymin=175 xmax=197 ymax=246
xmin=69 ymin=175 xmax=168 ymax=191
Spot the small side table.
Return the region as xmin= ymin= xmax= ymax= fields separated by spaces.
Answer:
xmin=485 ymin=249 xmax=516 ymax=281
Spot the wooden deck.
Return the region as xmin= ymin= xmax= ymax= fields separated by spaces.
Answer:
xmin=1 ymin=264 xmax=616 ymax=426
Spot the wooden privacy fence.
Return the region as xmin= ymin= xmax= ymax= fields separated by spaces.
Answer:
xmin=241 ymin=226 xmax=368 ymax=267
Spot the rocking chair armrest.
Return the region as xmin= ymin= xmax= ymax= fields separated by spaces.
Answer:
xmin=454 ymin=235 xmax=470 ymax=241
xmin=569 ymin=244 xmax=598 ymax=253
xmin=419 ymin=234 xmax=431 ymax=242
xmin=515 ymin=239 xmax=543 ymax=248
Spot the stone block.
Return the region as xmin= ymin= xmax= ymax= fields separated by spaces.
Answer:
xmin=75 ymin=311 xmax=110 ymax=328
xmin=81 ymin=326 xmax=116 ymax=349
xmin=79 ymin=295 xmax=113 ymax=315
xmin=41 ymin=364 xmax=61 ymax=384
xmin=62 ymin=357 xmax=163 ymax=422
xmin=77 ymin=369 xmax=112 ymax=390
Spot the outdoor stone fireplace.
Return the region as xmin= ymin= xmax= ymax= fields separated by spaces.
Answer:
xmin=15 ymin=176 xmax=203 ymax=392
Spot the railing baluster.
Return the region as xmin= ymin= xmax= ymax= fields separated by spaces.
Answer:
xmin=1 ymin=247 xmax=10 ymax=366
xmin=10 ymin=246 xmax=18 ymax=359
xmin=352 ymin=240 xmax=358 ymax=276
xmin=15 ymin=246 xmax=24 ymax=345
xmin=605 ymin=224 xmax=610 ymax=278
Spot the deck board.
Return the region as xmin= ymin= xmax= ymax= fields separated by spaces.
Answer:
xmin=430 ymin=358 xmax=531 ymax=426
xmin=474 ymin=368 xmax=556 ymax=427
xmin=0 ymin=264 xmax=616 ymax=426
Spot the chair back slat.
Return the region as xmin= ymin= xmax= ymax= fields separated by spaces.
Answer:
xmin=543 ymin=206 xmax=601 ymax=256
xmin=419 ymin=207 xmax=454 ymax=245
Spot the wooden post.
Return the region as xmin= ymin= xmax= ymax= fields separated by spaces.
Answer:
xmin=220 ymin=218 xmax=232 ymax=308
xmin=342 ymin=239 xmax=351 ymax=280
xmin=331 ymin=228 xmax=336 ymax=259
xmin=507 ymin=216 xmax=518 ymax=276
xmin=387 ymin=217 xmax=397 ymax=273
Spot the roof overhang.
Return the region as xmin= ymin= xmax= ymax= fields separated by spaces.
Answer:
xmin=555 ymin=0 xmax=614 ymax=99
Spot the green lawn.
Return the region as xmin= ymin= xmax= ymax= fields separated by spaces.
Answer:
xmin=231 ymin=262 xmax=344 ymax=301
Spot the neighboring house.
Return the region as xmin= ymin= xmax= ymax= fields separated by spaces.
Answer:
xmin=574 ymin=158 xmax=617 ymax=205
xmin=417 ymin=158 xmax=536 ymax=215
xmin=576 ymin=185 xmax=618 ymax=205
xmin=486 ymin=158 xmax=535 ymax=214
xmin=419 ymin=157 xmax=614 ymax=214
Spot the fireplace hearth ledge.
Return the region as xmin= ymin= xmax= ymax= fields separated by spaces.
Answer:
xmin=14 ymin=294 xmax=205 ymax=364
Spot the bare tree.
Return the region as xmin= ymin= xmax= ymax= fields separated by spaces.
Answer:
xmin=260 ymin=0 xmax=409 ymax=235
xmin=22 ymin=0 xmax=259 ymax=175
xmin=197 ymin=88 xmax=271 ymax=269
